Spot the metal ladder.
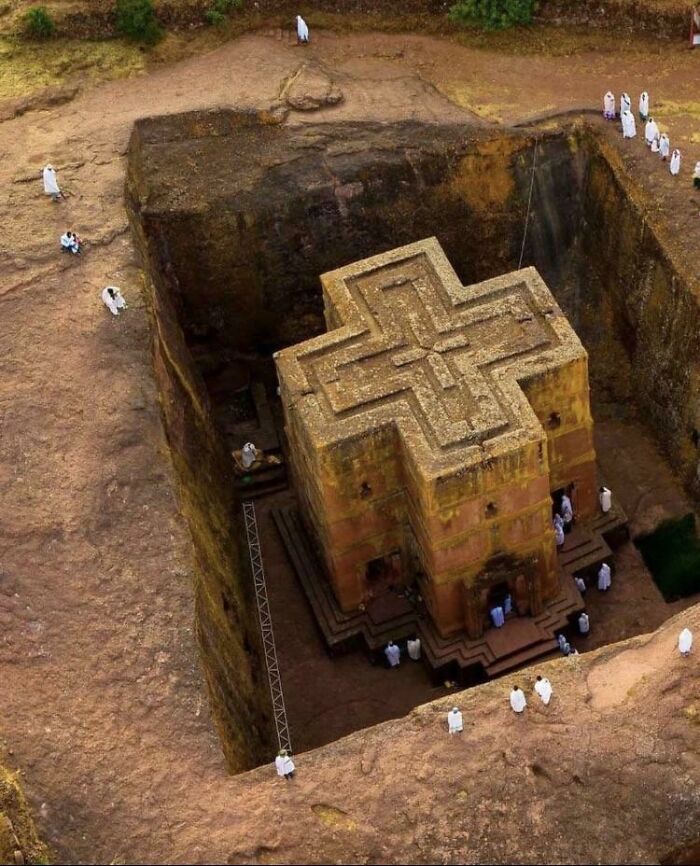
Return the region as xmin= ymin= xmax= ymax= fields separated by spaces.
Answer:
xmin=242 ymin=501 xmax=292 ymax=753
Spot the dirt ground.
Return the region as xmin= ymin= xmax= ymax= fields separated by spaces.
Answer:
xmin=1 ymin=23 xmax=699 ymax=864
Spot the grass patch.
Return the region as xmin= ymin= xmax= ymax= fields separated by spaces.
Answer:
xmin=22 ymin=5 xmax=55 ymax=39
xmin=636 ymin=513 xmax=700 ymax=601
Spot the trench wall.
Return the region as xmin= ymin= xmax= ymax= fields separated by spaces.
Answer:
xmin=130 ymin=114 xmax=586 ymax=356
xmin=574 ymin=133 xmax=700 ymax=492
xmin=126 ymin=187 xmax=273 ymax=771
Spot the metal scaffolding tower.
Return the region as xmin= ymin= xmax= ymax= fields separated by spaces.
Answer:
xmin=242 ymin=500 xmax=292 ymax=753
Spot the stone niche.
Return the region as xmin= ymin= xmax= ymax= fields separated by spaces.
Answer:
xmin=276 ymin=238 xmax=597 ymax=637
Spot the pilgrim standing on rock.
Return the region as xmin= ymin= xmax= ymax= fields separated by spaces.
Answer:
xmin=510 ymin=685 xmax=527 ymax=714
xmin=670 ymin=149 xmax=681 ymax=176
xmin=603 ymin=91 xmax=615 ymax=120
xmin=678 ymin=628 xmax=693 ymax=656
xmin=275 ymin=749 xmax=295 ymax=780
xmin=659 ymin=133 xmax=670 ymax=161
xmin=534 ymin=675 xmax=552 ymax=705
xmin=639 ymin=91 xmax=649 ymax=122
xmin=296 ymin=14 xmax=309 ymax=44
xmin=599 ymin=486 xmax=612 ymax=513
xmin=644 ymin=117 xmax=659 ymax=147
xmin=43 ymin=164 xmax=62 ymax=201
xmin=620 ymin=92 xmax=631 ymax=116
xmin=447 ymin=707 xmax=464 ymax=734
xmin=622 ymin=110 xmax=636 ymax=139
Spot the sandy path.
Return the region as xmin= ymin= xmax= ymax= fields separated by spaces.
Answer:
xmin=1 ymin=28 xmax=699 ymax=864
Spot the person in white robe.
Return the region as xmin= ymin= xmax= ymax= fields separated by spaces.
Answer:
xmin=60 ymin=231 xmax=81 ymax=254
xmin=659 ymin=133 xmax=670 ymax=161
xmin=295 ymin=14 xmax=309 ymax=43
xmin=670 ymin=149 xmax=681 ymax=176
xmin=599 ymin=486 xmax=612 ymax=513
xmin=534 ymin=675 xmax=552 ymax=705
xmin=407 ymin=636 xmax=421 ymax=661
xmin=560 ymin=494 xmax=573 ymax=531
xmin=639 ymin=91 xmax=649 ymax=121
xmin=620 ymin=92 xmax=631 ymax=116
xmin=597 ymin=562 xmax=612 ymax=591
xmin=447 ymin=707 xmax=464 ymax=734
xmin=275 ymin=749 xmax=295 ymax=779
xmin=385 ymin=641 xmax=400 ymax=668
xmin=622 ymin=110 xmax=636 ymax=139
xmin=241 ymin=442 xmax=258 ymax=469
xmin=574 ymin=575 xmax=587 ymax=594
xmin=490 ymin=606 xmax=505 ymax=628
xmin=650 ymin=134 xmax=660 ymax=153
xmin=101 ymin=286 xmax=127 ymax=316
xmin=578 ymin=612 xmax=590 ymax=635
xmin=557 ymin=633 xmax=571 ymax=655
xmin=510 ymin=685 xmax=527 ymax=714
xmin=644 ymin=117 xmax=659 ymax=147
xmin=554 ymin=515 xmax=565 ymax=547
xmin=503 ymin=594 xmax=513 ymax=616
xmin=693 ymin=160 xmax=700 ymax=189
xmin=678 ymin=628 xmax=693 ymax=656
xmin=603 ymin=91 xmax=615 ymax=120
xmin=43 ymin=164 xmax=62 ymax=201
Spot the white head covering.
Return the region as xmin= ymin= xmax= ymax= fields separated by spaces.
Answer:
xmin=670 ymin=149 xmax=681 ymax=175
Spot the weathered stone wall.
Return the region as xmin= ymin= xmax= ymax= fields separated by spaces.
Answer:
xmin=574 ymin=133 xmax=700 ymax=493
xmin=129 ymin=113 xmax=585 ymax=358
xmin=125 ymin=187 xmax=273 ymax=771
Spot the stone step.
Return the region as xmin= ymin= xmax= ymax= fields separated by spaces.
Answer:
xmin=557 ymin=527 xmax=612 ymax=575
xmin=485 ymin=638 xmax=559 ymax=677
xmin=271 ymin=507 xmax=418 ymax=650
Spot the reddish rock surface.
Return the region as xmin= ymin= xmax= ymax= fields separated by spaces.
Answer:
xmin=0 ymin=26 xmax=699 ymax=864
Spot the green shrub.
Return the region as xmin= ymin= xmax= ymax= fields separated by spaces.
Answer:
xmin=205 ymin=8 xmax=226 ymax=25
xmin=115 ymin=0 xmax=163 ymax=44
xmin=205 ymin=0 xmax=242 ymax=25
xmin=22 ymin=6 xmax=55 ymax=39
xmin=449 ymin=0 xmax=536 ymax=30
xmin=636 ymin=513 xmax=700 ymax=601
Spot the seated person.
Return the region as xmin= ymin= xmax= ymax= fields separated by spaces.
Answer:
xmin=60 ymin=230 xmax=82 ymax=254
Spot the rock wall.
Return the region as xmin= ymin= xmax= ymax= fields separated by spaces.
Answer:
xmin=125 ymin=190 xmax=273 ymax=771
xmin=129 ymin=113 xmax=585 ymax=356
xmin=574 ymin=133 xmax=700 ymax=493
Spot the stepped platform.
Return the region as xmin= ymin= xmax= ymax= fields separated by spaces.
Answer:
xmin=271 ymin=505 xmax=587 ymax=678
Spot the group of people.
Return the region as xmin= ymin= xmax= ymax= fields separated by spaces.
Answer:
xmin=603 ymin=91 xmax=683 ymax=176
xmin=384 ymin=636 xmax=421 ymax=668
xmin=43 ymin=163 xmax=129 ymax=316
xmin=277 ymin=624 xmax=694 ymax=776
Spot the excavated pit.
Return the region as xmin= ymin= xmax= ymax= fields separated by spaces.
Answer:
xmin=126 ymin=110 xmax=700 ymax=768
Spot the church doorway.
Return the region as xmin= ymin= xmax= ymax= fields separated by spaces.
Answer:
xmin=365 ymin=551 xmax=401 ymax=598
